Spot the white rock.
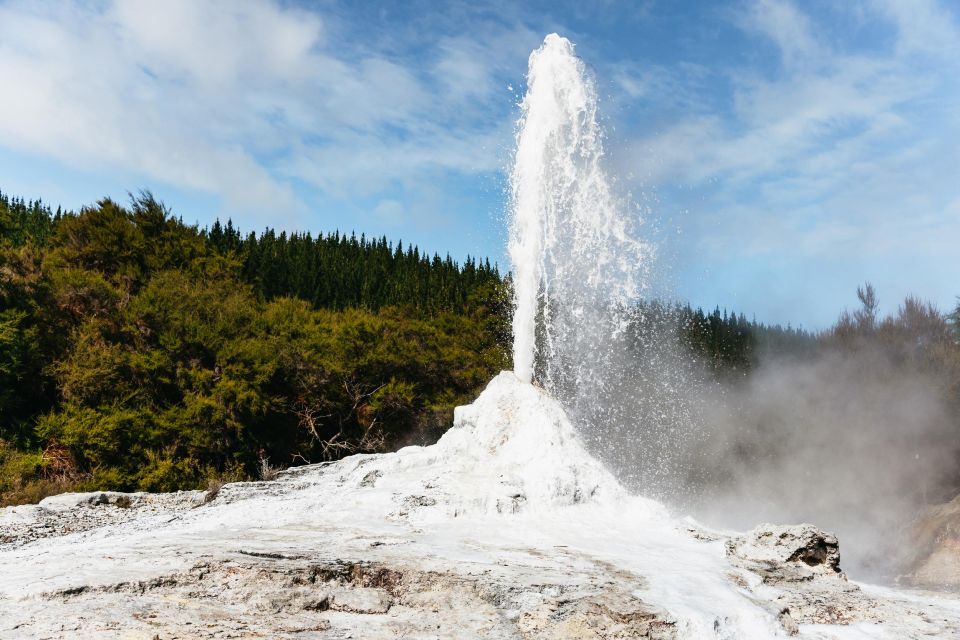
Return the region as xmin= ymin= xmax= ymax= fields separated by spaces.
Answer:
xmin=726 ymin=523 xmax=842 ymax=580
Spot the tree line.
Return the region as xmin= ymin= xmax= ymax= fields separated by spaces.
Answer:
xmin=208 ymin=219 xmax=501 ymax=313
xmin=5 ymin=188 xmax=943 ymax=506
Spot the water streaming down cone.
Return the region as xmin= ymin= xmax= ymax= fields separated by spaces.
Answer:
xmin=508 ymin=34 xmax=650 ymax=423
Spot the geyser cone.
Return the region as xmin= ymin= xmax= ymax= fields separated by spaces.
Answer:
xmin=508 ymin=34 xmax=649 ymax=413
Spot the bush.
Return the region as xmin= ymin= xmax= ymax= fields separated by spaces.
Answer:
xmin=0 ymin=191 xmax=508 ymax=503
xmin=0 ymin=440 xmax=83 ymax=507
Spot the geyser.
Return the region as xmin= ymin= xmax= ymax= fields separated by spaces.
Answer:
xmin=505 ymin=36 xmax=958 ymax=586
xmin=507 ymin=33 xmax=696 ymax=500
xmin=508 ymin=34 xmax=649 ymax=401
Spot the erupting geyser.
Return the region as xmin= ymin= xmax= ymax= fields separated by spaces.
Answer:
xmin=4 ymin=32 xmax=960 ymax=640
xmin=508 ymin=34 xmax=649 ymax=401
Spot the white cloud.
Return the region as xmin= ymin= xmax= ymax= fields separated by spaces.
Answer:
xmin=741 ymin=0 xmax=821 ymax=69
xmin=622 ymin=0 xmax=959 ymax=219
xmin=0 ymin=0 xmax=530 ymax=221
xmin=608 ymin=0 xmax=960 ymax=323
xmin=373 ymin=199 xmax=406 ymax=226
xmin=0 ymin=1 xmax=314 ymax=214
xmin=874 ymin=0 xmax=960 ymax=57
xmin=2 ymin=0 xmax=955 ymax=324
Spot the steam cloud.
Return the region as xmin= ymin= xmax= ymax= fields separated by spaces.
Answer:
xmin=585 ymin=305 xmax=960 ymax=581
xmin=688 ymin=347 xmax=958 ymax=580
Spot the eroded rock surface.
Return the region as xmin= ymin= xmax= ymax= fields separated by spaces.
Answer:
xmin=7 ymin=538 xmax=678 ymax=639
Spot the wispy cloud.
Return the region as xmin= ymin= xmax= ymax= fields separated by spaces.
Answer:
xmin=610 ymin=0 xmax=960 ymax=322
xmin=0 ymin=0 xmax=534 ymax=222
xmin=742 ymin=0 xmax=820 ymax=69
xmin=875 ymin=0 xmax=960 ymax=57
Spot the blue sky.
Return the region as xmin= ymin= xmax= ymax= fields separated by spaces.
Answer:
xmin=0 ymin=0 xmax=957 ymax=328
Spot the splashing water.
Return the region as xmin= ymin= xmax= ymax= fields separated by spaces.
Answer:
xmin=509 ymin=34 xmax=651 ymax=424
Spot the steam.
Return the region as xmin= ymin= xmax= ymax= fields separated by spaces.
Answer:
xmin=687 ymin=344 xmax=959 ymax=579
xmin=595 ymin=302 xmax=960 ymax=580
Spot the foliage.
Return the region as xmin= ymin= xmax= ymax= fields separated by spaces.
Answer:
xmin=0 ymin=191 xmax=509 ymax=504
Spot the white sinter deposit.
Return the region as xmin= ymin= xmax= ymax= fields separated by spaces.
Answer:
xmin=3 ymin=372 xmax=960 ymax=639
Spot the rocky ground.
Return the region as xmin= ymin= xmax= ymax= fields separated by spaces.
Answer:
xmin=2 ymin=372 xmax=959 ymax=639
xmin=0 ymin=490 xmax=206 ymax=549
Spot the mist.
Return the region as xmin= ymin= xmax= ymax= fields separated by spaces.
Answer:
xmin=691 ymin=347 xmax=958 ymax=580
xmin=587 ymin=294 xmax=960 ymax=581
